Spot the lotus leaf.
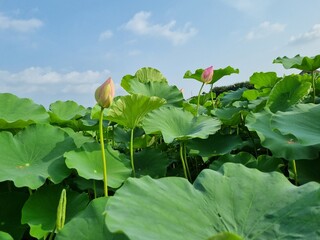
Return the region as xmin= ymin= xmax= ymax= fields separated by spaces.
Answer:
xmin=273 ymin=54 xmax=320 ymax=71
xmin=142 ymin=107 xmax=221 ymax=143
xmin=56 ymin=197 xmax=129 ymax=240
xmin=246 ymin=109 xmax=319 ymax=160
xmin=0 ymin=124 xmax=76 ymax=189
xmin=184 ymin=66 xmax=239 ymax=84
xmin=266 ymin=75 xmax=311 ymax=112
xmin=121 ymin=67 xmax=167 ymax=92
xmin=121 ymin=80 xmax=183 ymax=107
xmin=105 ymin=163 xmax=320 ymax=240
xmin=0 ymin=93 xmax=49 ymax=129
xmin=106 ymin=94 xmax=166 ymax=129
xmin=65 ymin=142 xmax=131 ymax=188
xmin=21 ymin=184 xmax=89 ymax=238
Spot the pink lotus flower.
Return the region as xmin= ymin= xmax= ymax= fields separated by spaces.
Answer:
xmin=201 ymin=66 xmax=214 ymax=84
xmin=95 ymin=77 xmax=115 ymax=108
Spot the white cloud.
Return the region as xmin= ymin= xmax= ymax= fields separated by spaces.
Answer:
xmin=222 ymin=0 xmax=274 ymax=15
xmin=246 ymin=21 xmax=286 ymax=40
xmin=128 ymin=50 xmax=141 ymax=56
xmin=0 ymin=12 xmax=43 ymax=32
xmin=0 ymin=67 xmax=110 ymax=94
xmin=289 ymin=24 xmax=320 ymax=44
xmin=124 ymin=11 xmax=197 ymax=45
xmin=99 ymin=30 xmax=113 ymax=41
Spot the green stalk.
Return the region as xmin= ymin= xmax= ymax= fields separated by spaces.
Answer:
xmin=210 ymin=83 xmax=215 ymax=108
xmin=99 ymin=107 xmax=108 ymax=197
xmin=312 ymin=71 xmax=316 ymax=103
xmin=130 ymin=128 xmax=136 ymax=177
xmin=196 ymin=82 xmax=205 ymax=114
xmin=183 ymin=143 xmax=191 ymax=181
xmin=292 ymin=160 xmax=298 ymax=185
xmin=180 ymin=143 xmax=188 ymax=180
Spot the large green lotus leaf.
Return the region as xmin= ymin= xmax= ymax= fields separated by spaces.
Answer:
xmin=273 ymin=54 xmax=320 ymax=71
xmin=266 ymin=75 xmax=312 ymax=112
xmin=0 ymin=191 xmax=28 ymax=240
xmin=122 ymin=80 xmax=183 ymax=107
xmin=0 ymin=93 xmax=49 ymax=129
xmin=56 ymin=197 xmax=129 ymax=240
xmin=187 ymin=133 xmax=243 ymax=159
xmin=210 ymin=152 xmax=282 ymax=173
xmin=21 ymin=184 xmax=89 ymax=238
xmin=184 ymin=66 xmax=239 ymax=84
xmin=106 ymin=94 xmax=166 ymax=129
xmin=105 ymin=163 xmax=320 ymax=240
xmin=65 ymin=142 xmax=131 ymax=188
xmin=121 ymin=67 xmax=167 ymax=92
xmin=246 ymin=111 xmax=318 ymax=159
xmin=0 ymin=124 xmax=76 ymax=189
xmin=0 ymin=231 xmax=13 ymax=240
xmin=249 ymin=72 xmax=279 ymax=89
xmin=271 ymin=104 xmax=320 ymax=147
xmin=134 ymin=148 xmax=170 ymax=178
xmin=142 ymin=107 xmax=221 ymax=143
xmin=49 ymin=100 xmax=86 ymax=122
xmin=49 ymin=100 xmax=87 ymax=129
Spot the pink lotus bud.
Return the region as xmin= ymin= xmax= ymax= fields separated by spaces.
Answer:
xmin=201 ymin=66 xmax=214 ymax=84
xmin=95 ymin=77 xmax=115 ymax=108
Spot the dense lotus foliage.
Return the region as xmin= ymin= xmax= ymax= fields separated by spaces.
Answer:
xmin=0 ymin=54 xmax=320 ymax=240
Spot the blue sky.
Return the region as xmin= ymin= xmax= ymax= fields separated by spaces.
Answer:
xmin=1 ymin=0 xmax=320 ymax=107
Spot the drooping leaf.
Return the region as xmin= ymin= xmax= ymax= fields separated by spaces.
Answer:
xmin=210 ymin=152 xmax=282 ymax=173
xmin=266 ymin=75 xmax=311 ymax=112
xmin=184 ymin=66 xmax=239 ymax=84
xmin=187 ymin=133 xmax=243 ymax=159
xmin=65 ymin=142 xmax=131 ymax=188
xmin=106 ymin=94 xmax=166 ymax=129
xmin=21 ymin=184 xmax=89 ymax=238
xmin=219 ymin=88 xmax=246 ymax=107
xmin=0 ymin=191 xmax=29 ymax=240
xmin=0 ymin=124 xmax=76 ymax=189
xmin=121 ymin=80 xmax=183 ymax=107
xmin=273 ymin=54 xmax=320 ymax=71
xmin=142 ymin=107 xmax=221 ymax=143
xmin=0 ymin=93 xmax=49 ymax=129
xmin=121 ymin=67 xmax=167 ymax=92
xmin=56 ymin=197 xmax=129 ymax=240
xmin=134 ymin=148 xmax=170 ymax=178
xmin=105 ymin=163 xmax=320 ymax=240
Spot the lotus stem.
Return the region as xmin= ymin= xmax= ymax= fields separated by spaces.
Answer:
xmin=183 ymin=143 xmax=191 ymax=181
xmin=312 ymin=71 xmax=316 ymax=103
xmin=99 ymin=107 xmax=108 ymax=197
xmin=210 ymin=83 xmax=215 ymax=108
xmin=196 ymin=82 xmax=205 ymax=114
xmin=130 ymin=128 xmax=136 ymax=177
xmin=292 ymin=160 xmax=298 ymax=185
xmin=180 ymin=142 xmax=189 ymax=180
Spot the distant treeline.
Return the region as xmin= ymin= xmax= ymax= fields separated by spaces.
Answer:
xmin=212 ymin=82 xmax=254 ymax=96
